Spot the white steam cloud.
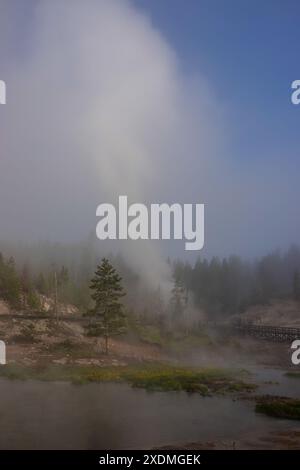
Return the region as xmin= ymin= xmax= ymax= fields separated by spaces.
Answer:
xmin=0 ymin=0 xmax=224 ymax=288
xmin=1 ymin=0 xmax=297 ymax=288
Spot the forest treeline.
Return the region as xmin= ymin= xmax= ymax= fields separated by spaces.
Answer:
xmin=173 ymin=245 xmax=300 ymax=318
xmin=0 ymin=242 xmax=300 ymax=319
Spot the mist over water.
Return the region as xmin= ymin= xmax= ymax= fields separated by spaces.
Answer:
xmin=0 ymin=379 xmax=297 ymax=450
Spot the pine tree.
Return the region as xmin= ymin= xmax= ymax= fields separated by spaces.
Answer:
xmin=87 ymin=258 xmax=126 ymax=354
xmin=170 ymin=276 xmax=186 ymax=323
xmin=0 ymin=254 xmax=21 ymax=309
xmin=35 ymin=272 xmax=47 ymax=295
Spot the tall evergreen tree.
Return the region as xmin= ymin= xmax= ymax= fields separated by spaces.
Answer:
xmin=87 ymin=258 xmax=126 ymax=354
xmin=170 ymin=276 xmax=186 ymax=323
xmin=0 ymin=254 xmax=21 ymax=309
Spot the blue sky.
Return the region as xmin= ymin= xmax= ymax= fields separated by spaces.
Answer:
xmin=134 ymin=0 xmax=300 ymax=165
xmin=130 ymin=0 xmax=300 ymax=258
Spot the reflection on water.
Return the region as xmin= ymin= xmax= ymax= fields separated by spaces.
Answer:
xmin=250 ymin=367 xmax=300 ymax=398
xmin=0 ymin=375 xmax=298 ymax=449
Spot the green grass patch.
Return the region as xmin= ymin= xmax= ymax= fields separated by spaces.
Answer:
xmin=131 ymin=318 xmax=213 ymax=351
xmin=123 ymin=365 xmax=254 ymax=395
xmin=285 ymin=371 xmax=300 ymax=379
xmin=136 ymin=326 xmax=164 ymax=346
xmin=256 ymin=396 xmax=300 ymax=420
xmin=165 ymin=333 xmax=213 ymax=353
xmin=0 ymin=363 xmax=255 ymax=395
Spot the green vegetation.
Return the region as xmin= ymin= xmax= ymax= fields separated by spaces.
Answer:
xmin=0 ymin=363 xmax=255 ymax=395
xmin=285 ymin=371 xmax=300 ymax=379
xmin=0 ymin=250 xmax=91 ymax=312
xmin=85 ymin=258 xmax=127 ymax=354
xmin=170 ymin=276 xmax=186 ymax=323
xmin=123 ymin=365 xmax=255 ymax=394
xmin=11 ymin=322 xmax=39 ymax=344
xmin=172 ymin=247 xmax=300 ymax=318
xmin=134 ymin=325 xmax=164 ymax=346
xmin=2 ymin=243 xmax=300 ymax=323
xmin=256 ymin=396 xmax=300 ymax=420
xmin=130 ymin=313 xmax=213 ymax=351
xmin=0 ymin=254 xmax=21 ymax=309
xmin=165 ymin=332 xmax=213 ymax=353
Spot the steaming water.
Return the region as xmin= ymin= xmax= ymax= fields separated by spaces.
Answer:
xmin=250 ymin=367 xmax=300 ymax=398
xmin=0 ymin=369 xmax=299 ymax=449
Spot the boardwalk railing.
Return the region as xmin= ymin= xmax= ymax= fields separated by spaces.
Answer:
xmin=0 ymin=312 xmax=86 ymax=323
xmin=233 ymin=321 xmax=300 ymax=342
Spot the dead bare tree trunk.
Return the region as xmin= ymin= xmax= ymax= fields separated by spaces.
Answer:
xmin=54 ymin=271 xmax=59 ymax=323
xmin=104 ymin=314 xmax=109 ymax=354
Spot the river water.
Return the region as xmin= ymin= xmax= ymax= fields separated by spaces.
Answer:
xmin=0 ymin=368 xmax=299 ymax=449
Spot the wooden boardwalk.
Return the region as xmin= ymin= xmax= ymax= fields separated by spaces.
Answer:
xmin=1 ymin=314 xmax=299 ymax=343
xmin=233 ymin=321 xmax=300 ymax=342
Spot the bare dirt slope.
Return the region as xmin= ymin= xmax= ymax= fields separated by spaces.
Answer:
xmin=0 ymin=300 xmax=10 ymax=315
xmin=237 ymin=300 xmax=300 ymax=327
